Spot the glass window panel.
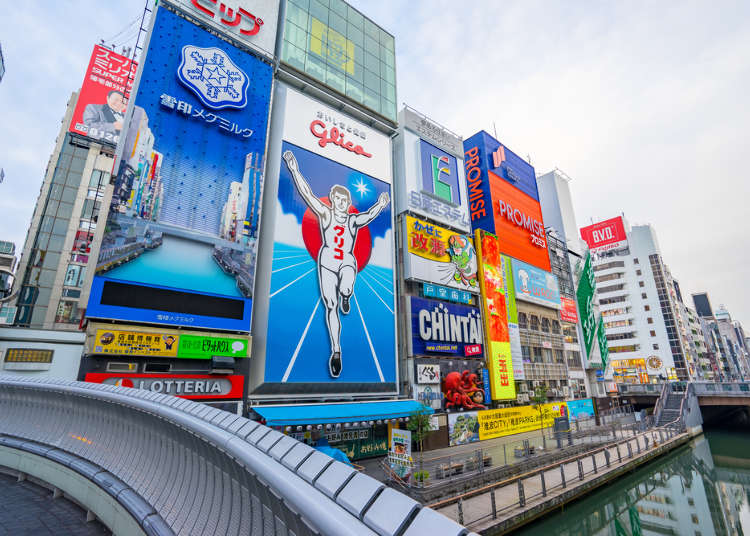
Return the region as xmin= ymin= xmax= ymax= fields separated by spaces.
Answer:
xmin=44 ymin=199 xmax=60 ymax=217
xmin=364 ymin=35 xmax=379 ymax=55
xmin=28 ymin=268 xmax=41 ymax=285
xmin=325 ymin=67 xmax=345 ymax=93
xmin=69 ymin=156 xmax=86 ymax=175
xmin=305 ymin=51 xmax=327 ymax=81
xmin=36 ymin=287 xmax=52 ymax=306
xmin=381 ymin=60 xmax=395 ymax=84
xmin=380 ymin=30 xmax=395 ymax=51
xmin=88 ymin=169 xmax=102 ymax=188
xmin=328 ymin=11 xmax=346 ymax=35
xmin=73 ymin=145 xmax=89 ymax=158
xmin=61 ymin=186 xmax=77 ymax=204
xmin=345 ymin=78 xmax=364 ymax=102
xmin=381 ymin=98 xmax=396 ymax=120
xmin=330 ymin=0 xmax=347 ymax=17
xmin=288 ymin=0 xmax=309 ymax=9
xmin=347 ymin=5 xmax=363 ymax=29
xmin=364 ymin=68 xmax=380 ymax=92
xmin=286 ymin=22 xmax=308 ymax=49
xmin=49 ymin=184 xmax=64 ymax=200
xmin=39 ymin=216 xmax=54 ymax=234
xmin=286 ymin=3 xmax=309 ymax=29
xmin=363 ymin=87 xmax=380 ymax=113
xmin=383 ymin=49 xmax=395 ymax=69
xmin=364 ymin=51 xmax=380 ymax=74
xmin=34 ymin=233 xmax=50 ymax=250
xmin=38 ymin=269 xmax=56 ymax=287
xmin=364 ymin=18 xmax=379 ymax=39
xmin=56 ymin=201 xmax=74 ymax=219
xmin=309 ymin=1 xmax=328 ymax=25
xmin=19 ymin=286 xmax=38 ymax=305
xmin=381 ymin=79 xmax=396 ymax=101
xmin=352 ymin=43 xmax=364 ymax=66
xmin=347 ymin=23 xmax=363 ymax=46
xmin=42 ymin=251 xmax=61 ymax=270
xmin=51 ymin=167 xmax=67 ymax=185
xmin=282 ymin=41 xmax=306 ymax=71
xmin=30 ymin=306 xmax=48 ymax=327
xmin=64 ymin=264 xmax=82 ymax=287
xmin=347 ymin=62 xmax=363 ymax=82
xmin=47 ymin=235 xmax=65 ymax=252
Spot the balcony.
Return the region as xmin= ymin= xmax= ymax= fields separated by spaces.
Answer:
xmin=521 ymin=362 xmax=568 ymax=380
xmin=519 ymin=330 xmax=565 ymax=348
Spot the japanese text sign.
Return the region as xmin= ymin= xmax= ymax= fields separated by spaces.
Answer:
xmin=478 ymin=402 xmax=567 ymax=441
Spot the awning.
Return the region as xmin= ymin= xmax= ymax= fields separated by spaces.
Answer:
xmin=253 ymin=400 xmax=433 ymax=427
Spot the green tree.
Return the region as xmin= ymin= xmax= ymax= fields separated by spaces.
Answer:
xmin=407 ymin=406 xmax=434 ymax=481
xmin=531 ymin=384 xmax=549 ymax=449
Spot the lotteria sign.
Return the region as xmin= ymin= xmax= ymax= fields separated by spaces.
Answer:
xmin=580 ymin=216 xmax=628 ymax=254
xmin=84 ymin=373 xmax=244 ymax=399
xmin=463 ymin=131 xmax=550 ymax=271
xmin=408 ymin=296 xmax=483 ymax=357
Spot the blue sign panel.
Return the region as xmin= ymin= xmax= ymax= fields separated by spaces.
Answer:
xmin=86 ymin=8 xmax=272 ymax=331
xmin=423 ymin=283 xmax=472 ymax=305
xmin=409 ymin=296 xmax=483 ymax=358
xmin=511 ymin=258 xmax=561 ymax=309
xmin=566 ymin=398 xmax=595 ymax=422
xmin=482 ymin=368 xmax=492 ymax=405
xmin=420 ymin=139 xmax=460 ymax=205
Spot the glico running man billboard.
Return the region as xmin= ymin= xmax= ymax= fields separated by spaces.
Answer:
xmin=69 ymin=45 xmax=138 ymax=146
xmin=86 ymin=7 xmax=273 ymax=331
xmin=256 ymin=86 xmax=394 ymax=392
xmin=463 ymin=131 xmax=551 ymax=271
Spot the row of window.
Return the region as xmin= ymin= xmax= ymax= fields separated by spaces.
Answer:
xmin=518 ymin=312 xmax=561 ymax=334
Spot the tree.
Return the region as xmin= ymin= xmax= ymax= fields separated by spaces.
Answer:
xmin=406 ymin=406 xmax=434 ymax=481
xmin=531 ymin=384 xmax=549 ymax=449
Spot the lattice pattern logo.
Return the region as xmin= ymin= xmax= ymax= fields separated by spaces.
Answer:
xmin=177 ymin=45 xmax=249 ymax=109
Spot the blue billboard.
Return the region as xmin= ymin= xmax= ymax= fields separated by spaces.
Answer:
xmin=86 ymin=7 xmax=272 ymax=331
xmin=512 ymin=258 xmax=561 ymax=309
xmin=420 ymin=139 xmax=460 ymax=205
xmin=409 ymin=296 xmax=483 ymax=358
xmin=566 ymin=398 xmax=595 ymax=422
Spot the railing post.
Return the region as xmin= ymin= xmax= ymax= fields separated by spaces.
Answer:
xmin=637 ymin=436 xmax=641 ymax=454
xmin=458 ymin=498 xmax=464 ymax=525
xmin=605 ymin=449 xmax=611 ymax=467
xmin=644 ymin=436 xmax=649 ymax=450
xmin=560 ymin=464 xmax=566 ymax=488
xmin=627 ymin=441 xmax=633 ymax=458
xmin=490 ymin=488 xmax=497 ymax=519
xmin=592 ymin=453 xmax=597 ymax=474
xmin=540 ymin=471 xmax=547 ymax=497
xmin=660 ymin=429 xmax=665 ymax=443
xmin=518 ymin=479 xmax=526 ymax=507
xmin=504 ymin=444 xmax=507 ymax=466
xmin=616 ymin=444 xmax=622 ymax=463
xmin=578 ymin=459 xmax=584 ymax=481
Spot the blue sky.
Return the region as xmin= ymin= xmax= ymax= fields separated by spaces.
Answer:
xmin=2 ymin=0 xmax=750 ymax=327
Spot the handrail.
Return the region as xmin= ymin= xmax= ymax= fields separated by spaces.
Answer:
xmin=0 ymin=376 xmax=466 ymax=536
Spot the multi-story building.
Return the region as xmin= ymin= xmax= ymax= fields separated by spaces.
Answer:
xmin=580 ymin=217 xmax=691 ymax=382
xmin=11 ymin=92 xmax=114 ymax=330
xmin=0 ymin=241 xmax=15 ymax=297
xmin=693 ymin=293 xmax=750 ymax=380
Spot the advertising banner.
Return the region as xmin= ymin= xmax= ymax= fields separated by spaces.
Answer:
xmin=566 ymin=398 xmax=595 ymax=422
xmin=463 ymin=131 xmax=550 ymax=271
xmin=501 ymin=253 xmax=524 ymax=381
xmin=263 ymin=87 xmax=394 ymax=387
xmin=512 ymin=258 xmax=561 ymax=309
xmin=477 ymin=402 xmax=567 ymax=441
xmin=70 ymin=45 xmax=138 ymax=146
xmin=422 ymin=283 xmax=472 ymax=305
xmin=403 ymin=215 xmax=478 ymax=293
xmin=576 ymin=252 xmax=597 ymax=357
xmin=409 ymin=358 xmax=486 ymax=412
xmin=408 ymin=297 xmax=483 ymax=358
xmin=475 ymin=231 xmax=515 ymax=399
xmin=388 ymin=428 xmax=413 ymax=477
xmin=170 ymin=0 xmax=280 ymax=57
xmin=414 ymin=384 xmax=443 ymax=410
xmin=86 ymin=7 xmax=273 ymax=332
xmin=87 ymin=325 xmax=249 ymax=359
xmin=560 ymin=297 xmax=579 ymax=323
xmin=84 ymin=373 xmax=244 ymax=399
xmin=416 ymin=363 xmax=440 ymax=384
xmin=580 ymin=216 xmax=628 ymax=254
xmin=448 ymin=411 xmax=480 ymax=446
xmin=597 ymin=317 xmax=610 ymax=370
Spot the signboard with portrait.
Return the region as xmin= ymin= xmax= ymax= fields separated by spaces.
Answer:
xmin=85 ymin=7 xmax=273 ymax=332
xmin=69 ymin=45 xmax=138 ymax=146
xmin=258 ymin=86 xmax=395 ymax=393
xmin=402 ymin=215 xmax=478 ymax=293
xmin=512 ymin=258 xmax=561 ymax=309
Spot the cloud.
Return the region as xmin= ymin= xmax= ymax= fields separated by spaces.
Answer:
xmin=272 ymin=201 xmax=306 ymax=249
xmin=370 ymin=228 xmax=393 ymax=269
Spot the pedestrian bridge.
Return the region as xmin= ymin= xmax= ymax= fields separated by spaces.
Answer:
xmin=0 ymin=376 xmax=472 ymax=536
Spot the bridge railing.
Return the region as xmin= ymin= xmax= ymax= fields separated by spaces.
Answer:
xmin=0 ymin=376 xmax=471 ymax=536
xmin=693 ymin=382 xmax=750 ymax=396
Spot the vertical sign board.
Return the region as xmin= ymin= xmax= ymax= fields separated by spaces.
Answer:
xmin=475 ymin=230 xmax=516 ymax=399
xmin=463 ymin=131 xmax=550 ymax=271
xmin=576 ymin=252 xmax=597 ymax=358
xmin=503 ymin=254 xmax=525 ymax=380
xmin=86 ymin=6 xmax=273 ymax=332
xmin=70 ymin=45 xmax=138 ymax=146
xmin=262 ymin=86 xmax=395 ymax=389
xmin=597 ymin=317 xmax=610 ymax=370
xmin=402 ymin=215 xmax=479 ymax=293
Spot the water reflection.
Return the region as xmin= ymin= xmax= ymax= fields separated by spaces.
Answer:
xmin=518 ymin=430 xmax=750 ymax=535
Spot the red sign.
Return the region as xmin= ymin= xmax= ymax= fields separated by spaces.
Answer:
xmin=69 ymin=45 xmax=138 ymax=146
xmin=560 ymin=297 xmax=579 ymax=323
xmin=84 ymin=373 xmax=244 ymax=400
xmin=310 ymin=120 xmax=372 ymax=158
xmin=464 ymin=344 xmax=482 ymax=357
xmin=580 ymin=216 xmax=627 ymax=253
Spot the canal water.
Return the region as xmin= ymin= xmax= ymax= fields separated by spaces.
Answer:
xmin=105 ymin=235 xmax=241 ymax=297
xmin=517 ymin=429 xmax=750 ymax=535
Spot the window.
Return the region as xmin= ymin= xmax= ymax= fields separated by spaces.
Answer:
xmin=551 ymin=320 xmax=561 ymax=334
xmin=518 ymin=312 xmax=528 ymax=329
xmin=634 ymin=258 xmax=639 ymax=264
xmin=650 ymin=330 xmax=656 ymax=336
xmin=521 ymin=345 xmax=531 ymax=362
xmin=529 ymin=315 xmax=540 ymax=331
xmin=639 ymin=281 xmax=645 ymax=287
xmin=541 ymin=318 xmax=550 ymax=333
xmin=644 ymin=305 xmax=650 ymax=311
xmin=641 ymin=293 xmax=647 ymax=299
xmin=54 ymin=300 xmax=81 ymax=324
xmin=653 ymin=344 xmax=659 ymax=350
xmin=532 ymin=347 xmax=543 ymax=363
xmin=648 ymin=317 xmax=654 ymax=324
xmin=636 ymin=269 xmax=642 ymax=276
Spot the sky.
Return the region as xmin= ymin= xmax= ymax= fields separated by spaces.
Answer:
xmin=1 ymin=0 xmax=749 ymax=327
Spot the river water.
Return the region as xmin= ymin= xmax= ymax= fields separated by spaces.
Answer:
xmin=518 ymin=429 xmax=750 ymax=535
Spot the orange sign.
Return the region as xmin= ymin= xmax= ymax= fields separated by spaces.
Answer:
xmin=488 ymin=171 xmax=550 ymax=271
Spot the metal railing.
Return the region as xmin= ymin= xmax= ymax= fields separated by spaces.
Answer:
xmin=0 ymin=376 xmax=468 ymax=536
xmin=429 ymin=418 xmax=687 ymax=529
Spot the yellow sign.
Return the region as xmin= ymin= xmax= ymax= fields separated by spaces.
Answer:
xmin=4 ymin=348 xmax=54 ymax=363
xmin=93 ymin=329 xmax=179 ymax=357
xmin=475 ymin=230 xmax=515 ymax=400
xmin=477 ymin=402 xmax=567 ymax=441
xmin=310 ymin=17 xmax=355 ymax=75
xmin=406 ymin=214 xmax=465 ymax=262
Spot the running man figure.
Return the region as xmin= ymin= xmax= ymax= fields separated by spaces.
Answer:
xmin=283 ymin=150 xmax=390 ymax=378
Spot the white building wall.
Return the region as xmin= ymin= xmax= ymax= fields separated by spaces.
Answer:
xmin=0 ymin=327 xmax=84 ymax=380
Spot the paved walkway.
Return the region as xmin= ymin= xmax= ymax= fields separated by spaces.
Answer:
xmin=432 ymin=428 xmax=688 ymax=533
xmin=0 ymin=473 xmax=109 ymax=535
